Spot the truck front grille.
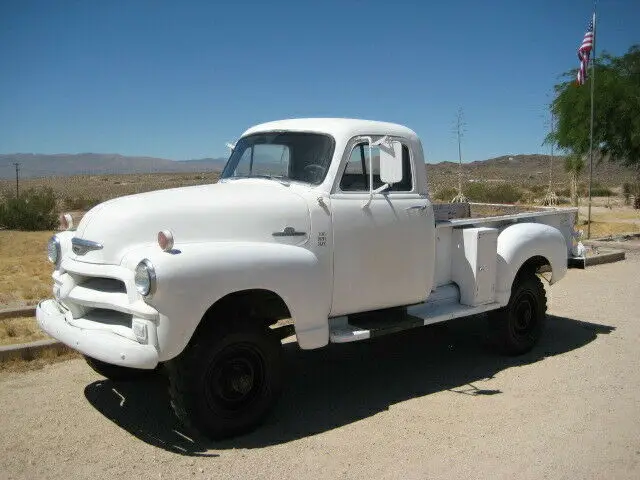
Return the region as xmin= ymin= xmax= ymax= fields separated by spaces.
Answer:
xmin=80 ymin=277 xmax=126 ymax=294
xmin=84 ymin=308 xmax=133 ymax=329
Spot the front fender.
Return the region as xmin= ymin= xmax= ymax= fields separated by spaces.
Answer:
xmin=124 ymin=242 xmax=330 ymax=361
xmin=495 ymin=223 xmax=568 ymax=305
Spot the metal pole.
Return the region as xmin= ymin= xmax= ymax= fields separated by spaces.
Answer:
xmin=587 ymin=10 xmax=596 ymax=239
xmin=457 ymin=108 xmax=463 ymax=194
xmin=549 ymin=111 xmax=554 ymax=192
xmin=13 ymin=162 xmax=20 ymax=198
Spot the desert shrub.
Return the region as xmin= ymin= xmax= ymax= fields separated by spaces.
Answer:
xmin=464 ymin=182 xmax=523 ymax=204
xmin=528 ymin=184 xmax=548 ymax=195
xmin=0 ymin=187 xmax=58 ymax=230
xmin=623 ymin=183 xmax=632 ymax=204
xmin=589 ymin=185 xmax=613 ymax=197
xmin=576 ymin=182 xmax=612 ymax=197
xmin=558 ymin=182 xmax=613 ymax=198
xmin=433 ymin=187 xmax=458 ymax=201
xmin=63 ymin=195 xmax=101 ymax=210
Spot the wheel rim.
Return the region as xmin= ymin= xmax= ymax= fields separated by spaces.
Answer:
xmin=512 ymin=290 xmax=538 ymax=336
xmin=204 ymin=343 xmax=266 ymax=415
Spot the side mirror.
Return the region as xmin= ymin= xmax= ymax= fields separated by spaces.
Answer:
xmin=379 ymin=140 xmax=403 ymax=184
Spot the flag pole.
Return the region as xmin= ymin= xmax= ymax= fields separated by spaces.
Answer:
xmin=587 ymin=8 xmax=596 ymax=239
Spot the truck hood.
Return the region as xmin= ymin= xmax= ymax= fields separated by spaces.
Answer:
xmin=70 ymin=180 xmax=311 ymax=265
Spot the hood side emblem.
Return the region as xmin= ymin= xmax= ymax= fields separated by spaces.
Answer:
xmin=72 ymin=237 xmax=104 ymax=255
xmin=272 ymin=226 xmax=306 ymax=237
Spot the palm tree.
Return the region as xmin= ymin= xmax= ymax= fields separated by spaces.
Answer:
xmin=565 ymin=154 xmax=585 ymax=207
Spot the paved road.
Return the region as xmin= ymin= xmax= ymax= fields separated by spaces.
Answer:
xmin=1 ymin=254 xmax=639 ymax=480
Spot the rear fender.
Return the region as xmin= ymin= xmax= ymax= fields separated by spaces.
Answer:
xmin=495 ymin=223 xmax=568 ymax=305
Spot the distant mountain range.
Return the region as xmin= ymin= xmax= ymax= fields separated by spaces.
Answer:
xmin=0 ymin=153 xmax=228 ymax=179
xmin=0 ymin=152 xmax=635 ymax=187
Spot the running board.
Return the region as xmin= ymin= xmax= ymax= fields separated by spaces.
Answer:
xmin=329 ymin=296 xmax=502 ymax=343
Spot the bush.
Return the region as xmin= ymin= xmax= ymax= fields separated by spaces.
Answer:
xmin=0 ymin=188 xmax=58 ymax=230
xmin=63 ymin=195 xmax=101 ymax=211
xmin=464 ymin=182 xmax=523 ymax=204
xmin=433 ymin=187 xmax=458 ymax=201
xmin=576 ymin=182 xmax=612 ymax=197
xmin=528 ymin=184 xmax=548 ymax=195
xmin=558 ymin=182 xmax=613 ymax=198
xmin=623 ymin=183 xmax=632 ymax=205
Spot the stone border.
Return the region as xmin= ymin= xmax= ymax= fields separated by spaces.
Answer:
xmin=0 ymin=306 xmax=37 ymax=320
xmin=584 ymin=250 xmax=626 ymax=266
xmin=0 ymin=339 xmax=69 ymax=363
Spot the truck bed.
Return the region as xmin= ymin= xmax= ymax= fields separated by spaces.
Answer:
xmin=432 ymin=202 xmax=579 ymax=289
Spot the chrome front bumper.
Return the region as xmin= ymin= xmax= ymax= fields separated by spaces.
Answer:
xmin=36 ymin=299 xmax=159 ymax=369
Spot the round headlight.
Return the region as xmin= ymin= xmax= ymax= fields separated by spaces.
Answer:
xmin=47 ymin=236 xmax=61 ymax=265
xmin=134 ymin=259 xmax=156 ymax=296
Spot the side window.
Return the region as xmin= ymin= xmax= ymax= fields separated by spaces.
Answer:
xmin=339 ymin=142 xmax=413 ymax=192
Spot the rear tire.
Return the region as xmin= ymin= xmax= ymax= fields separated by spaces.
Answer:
xmin=84 ymin=356 xmax=153 ymax=381
xmin=489 ymin=271 xmax=547 ymax=355
xmin=167 ymin=320 xmax=284 ymax=440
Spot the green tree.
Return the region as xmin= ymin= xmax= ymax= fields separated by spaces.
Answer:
xmin=548 ymin=45 xmax=640 ymax=172
xmin=564 ymin=154 xmax=585 ymax=206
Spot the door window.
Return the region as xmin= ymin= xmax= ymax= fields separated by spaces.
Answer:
xmin=339 ymin=142 xmax=413 ymax=192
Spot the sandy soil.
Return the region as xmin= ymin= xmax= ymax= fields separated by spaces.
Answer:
xmin=1 ymin=254 xmax=639 ymax=480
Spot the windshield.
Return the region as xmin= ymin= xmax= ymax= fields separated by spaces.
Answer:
xmin=221 ymin=132 xmax=335 ymax=185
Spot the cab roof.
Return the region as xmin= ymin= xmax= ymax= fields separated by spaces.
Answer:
xmin=242 ymin=118 xmax=418 ymax=142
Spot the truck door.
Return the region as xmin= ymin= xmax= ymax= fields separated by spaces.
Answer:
xmin=330 ymin=138 xmax=434 ymax=317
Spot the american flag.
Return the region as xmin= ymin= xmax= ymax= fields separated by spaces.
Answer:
xmin=577 ymin=19 xmax=594 ymax=85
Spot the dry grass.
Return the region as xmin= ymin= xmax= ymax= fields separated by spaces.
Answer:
xmin=0 ymin=349 xmax=80 ymax=374
xmin=0 ymin=230 xmax=54 ymax=308
xmin=583 ymin=221 xmax=640 ymax=238
xmin=0 ymin=172 xmax=221 ymax=208
xmin=0 ymin=316 xmax=79 ymax=375
xmin=0 ymin=316 xmax=49 ymax=346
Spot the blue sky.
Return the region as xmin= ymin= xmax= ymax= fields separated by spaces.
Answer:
xmin=0 ymin=0 xmax=638 ymax=163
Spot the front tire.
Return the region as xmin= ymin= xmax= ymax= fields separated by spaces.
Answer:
xmin=84 ymin=356 xmax=154 ymax=381
xmin=489 ymin=271 xmax=547 ymax=355
xmin=167 ymin=320 xmax=284 ymax=440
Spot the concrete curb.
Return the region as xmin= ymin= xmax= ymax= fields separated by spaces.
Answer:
xmin=0 ymin=306 xmax=37 ymax=320
xmin=569 ymin=249 xmax=626 ymax=269
xmin=0 ymin=339 xmax=70 ymax=363
xmin=584 ymin=249 xmax=626 ymax=266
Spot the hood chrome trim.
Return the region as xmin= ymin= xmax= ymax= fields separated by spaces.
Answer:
xmin=272 ymin=226 xmax=306 ymax=237
xmin=72 ymin=237 xmax=104 ymax=256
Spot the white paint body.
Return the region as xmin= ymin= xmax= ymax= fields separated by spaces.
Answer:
xmin=37 ymin=118 xmax=580 ymax=369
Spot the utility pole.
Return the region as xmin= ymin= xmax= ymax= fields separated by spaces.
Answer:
xmin=13 ymin=162 xmax=20 ymax=198
xmin=542 ymin=111 xmax=558 ymax=206
xmin=452 ymin=108 xmax=468 ymax=203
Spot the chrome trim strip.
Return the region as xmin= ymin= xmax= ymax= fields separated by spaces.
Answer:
xmin=272 ymin=226 xmax=306 ymax=237
xmin=71 ymin=237 xmax=104 ymax=255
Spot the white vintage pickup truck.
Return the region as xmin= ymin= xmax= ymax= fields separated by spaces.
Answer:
xmin=37 ymin=118 xmax=584 ymax=439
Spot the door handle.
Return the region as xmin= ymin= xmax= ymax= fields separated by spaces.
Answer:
xmin=406 ymin=205 xmax=427 ymax=211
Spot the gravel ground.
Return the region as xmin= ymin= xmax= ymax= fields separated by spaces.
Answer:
xmin=1 ymin=254 xmax=639 ymax=480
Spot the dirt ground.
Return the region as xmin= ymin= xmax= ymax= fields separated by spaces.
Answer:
xmin=1 ymin=254 xmax=639 ymax=480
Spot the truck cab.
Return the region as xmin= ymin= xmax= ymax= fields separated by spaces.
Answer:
xmin=37 ymin=118 xmax=580 ymax=440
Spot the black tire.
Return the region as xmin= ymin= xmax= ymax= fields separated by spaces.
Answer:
xmin=489 ymin=271 xmax=547 ymax=355
xmin=84 ymin=355 xmax=154 ymax=381
xmin=167 ymin=320 xmax=284 ymax=440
